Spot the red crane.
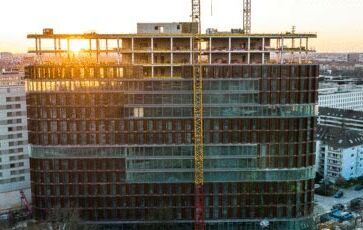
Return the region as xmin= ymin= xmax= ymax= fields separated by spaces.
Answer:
xmin=20 ymin=190 xmax=32 ymax=216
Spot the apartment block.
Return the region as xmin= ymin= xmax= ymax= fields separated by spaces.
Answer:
xmin=0 ymin=74 xmax=30 ymax=209
xmin=317 ymin=126 xmax=363 ymax=182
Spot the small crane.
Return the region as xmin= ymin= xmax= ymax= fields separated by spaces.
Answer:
xmin=191 ymin=0 xmax=201 ymax=33
xmin=20 ymin=190 xmax=32 ymax=217
xmin=243 ymin=0 xmax=252 ymax=34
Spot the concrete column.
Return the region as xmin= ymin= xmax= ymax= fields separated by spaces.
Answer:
xmin=89 ymin=39 xmax=92 ymax=57
xmin=209 ymin=37 xmax=212 ymax=64
xmin=170 ymin=37 xmax=173 ymax=77
xmin=299 ymin=37 xmax=302 ymax=64
xmin=117 ymin=39 xmax=121 ymax=64
xmin=131 ymin=37 xmax=134 ymax=64
xmin=58 ymin=39 xmax=61 ymax=51
xmin=151 ymin=37 xmax=154 ymax=64
xmin=228 ymin=37 xmax=231 ymax=64
xmin=170 ymin=37 xmax=173 ymax=62
xmin=247 ymin=37 xmax=251 ymax=64
xmin=96 ymin=39 xmax=100 ymax=63
xmin=54 ymin=39 xmax=57 ymax=54
xmin=67 ymin=39 xmax=70 ymax=59
xmin=105 ymin=39 xmax=108 ymax=55
xmin=38 ymin=39 xmax=42 ymax=56
xmin=35 ymin=38 xmax=38 ymax=55
xmin=305 ymin=38 xmax=309 ymax=62
xmin=262 ymin=37 xmax=265 ymax=64
xmin=190 ymin=37 xmax=193 ymax=64
xmin=280 ymin=37 xmax=284 ymax=64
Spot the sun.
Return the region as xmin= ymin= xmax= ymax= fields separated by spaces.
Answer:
xmin=70 ymin=39 xmax=88 ymax=53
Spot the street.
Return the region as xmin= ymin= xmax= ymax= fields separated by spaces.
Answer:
xmin=314 ymin=186 xmax=363 ymax=214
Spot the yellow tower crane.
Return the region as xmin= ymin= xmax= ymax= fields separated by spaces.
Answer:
xmin=191 ymin=1 xmax=252 ymax=229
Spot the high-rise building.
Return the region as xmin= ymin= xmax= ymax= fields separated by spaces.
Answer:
xmin=0 ymin=74 xmax=30 ymax=210
xmin=26 ymin=24 xmax=318 ymax=229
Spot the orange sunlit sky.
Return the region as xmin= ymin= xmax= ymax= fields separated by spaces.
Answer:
xmin=0 ymin=0 xmax=362 ymax=53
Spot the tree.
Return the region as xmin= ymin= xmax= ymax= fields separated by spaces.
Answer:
xmin=25 ymin=207 xmax=97 ymax=230
xmin=335 ymin=176 xmax=347 ymax=187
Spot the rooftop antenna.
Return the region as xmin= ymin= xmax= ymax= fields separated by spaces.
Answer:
xmin=211 ymin=0 xmax=213 ymax=16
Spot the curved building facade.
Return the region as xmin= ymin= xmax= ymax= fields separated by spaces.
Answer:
xmin=26 ymin=31 xmax=318 ymax=230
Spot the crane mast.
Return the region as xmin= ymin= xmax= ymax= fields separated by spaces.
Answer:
xmin=193 ymin=35 xmax=205 ymax=230
xmin=243 ymin=0 xmax=251 ymax=34
xmin=192 ymin=0 xmax=201 ymax=33
xmin=192 ymin=1 xmax=251 ymax=229
xmin=191 ymin=0 xmax=204 ymax=229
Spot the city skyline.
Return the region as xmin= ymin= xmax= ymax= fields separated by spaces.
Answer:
xmin=0 ymin=0 xmax=363 ymax=53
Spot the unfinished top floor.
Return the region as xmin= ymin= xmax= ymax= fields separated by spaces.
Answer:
xmin=27 ymin=26 xmax=317 ymax=71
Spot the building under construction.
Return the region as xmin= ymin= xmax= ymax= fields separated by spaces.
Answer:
xmin=25 ymin=19 xmax=318 ymax=230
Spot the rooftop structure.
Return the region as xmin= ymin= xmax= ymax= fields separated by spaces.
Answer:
xmin=26 ymin=24 xmax=318 ymax=230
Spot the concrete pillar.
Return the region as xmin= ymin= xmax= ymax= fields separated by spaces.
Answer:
xmin=89 ymin=39 xmax=92 ymax=57
xmin=209 ymin=37 xmax=212 ymax=64
xmin=67 ymin=39 xmax=70 ymax=59
xmin=228 ymin=37 xmax=231 ymax=64
xmin=105 ymin=39 xmax=108 ymax=55
xmin=170 ymin=37 xmax=173 ymax=77
xmin=299 ymin=37 xmax=302 ymax=64
xmin=38 ymin=39 xmax=42 ymax=56
xmin=54 ymin=39 xmax=57 ymax=54
xmin=131 ymin=37 xmax=134 ymax=64
xmin=117 ymin=39 xmax=121 ymax=64
xmin=151 ymin=37 xmax=154 ymax=64
xmin=247 ymin=37 xmax=251 ymax=64
xmin=58 ymin=39 xmax=61 ymax=51
xmin=35 ymin=38 xmax=38 ymax=55
xmin=280 ymin=37 xmax=284 ymax=64
xmin=96 ymin=39 xmax=100 ymax=63
xmin=262 ymin=37 xmax=265 ymax=64
xmin=190 ymin=37 xmax=193 ymax=64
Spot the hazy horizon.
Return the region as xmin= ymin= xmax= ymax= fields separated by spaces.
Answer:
xmin=1 ymin=0 xmax=363 ymax=53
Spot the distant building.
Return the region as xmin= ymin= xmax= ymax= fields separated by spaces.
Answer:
xmin=0 ymin=74 xmax=30 ymax=210
xmin=319 ymin=84 xmax=363 ymax=111
xmin=347 ymin=53 xmax=361 ymax=63
xmin=317 ymin=126 xmax=363 ymax=182
xmin=318 ymin=107 xmax=363 ymax=132
xmin=0 ymin=52 xmax=13 ymax=60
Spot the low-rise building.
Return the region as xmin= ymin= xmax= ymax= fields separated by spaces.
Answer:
xmin=319 ymin=84 xmax=363 ymax=112
xmin=317 ymin=126 xmax=363 ymax=182
xmin=318 ymin=107 xmax=363 ymax=132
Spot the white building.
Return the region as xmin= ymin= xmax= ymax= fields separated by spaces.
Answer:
xmin=317 ymin=126 xmax=363 ymax=182
xmin=319 ymin=84 xmax=363 ymax=112
xmin=0 ymin=74 xmax=30 ymax=210
xmin=318 ymin=107 xmax=363 ymax=132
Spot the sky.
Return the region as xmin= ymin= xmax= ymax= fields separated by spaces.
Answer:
xmin=0 ymin=0 xmax=362 ymax=53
